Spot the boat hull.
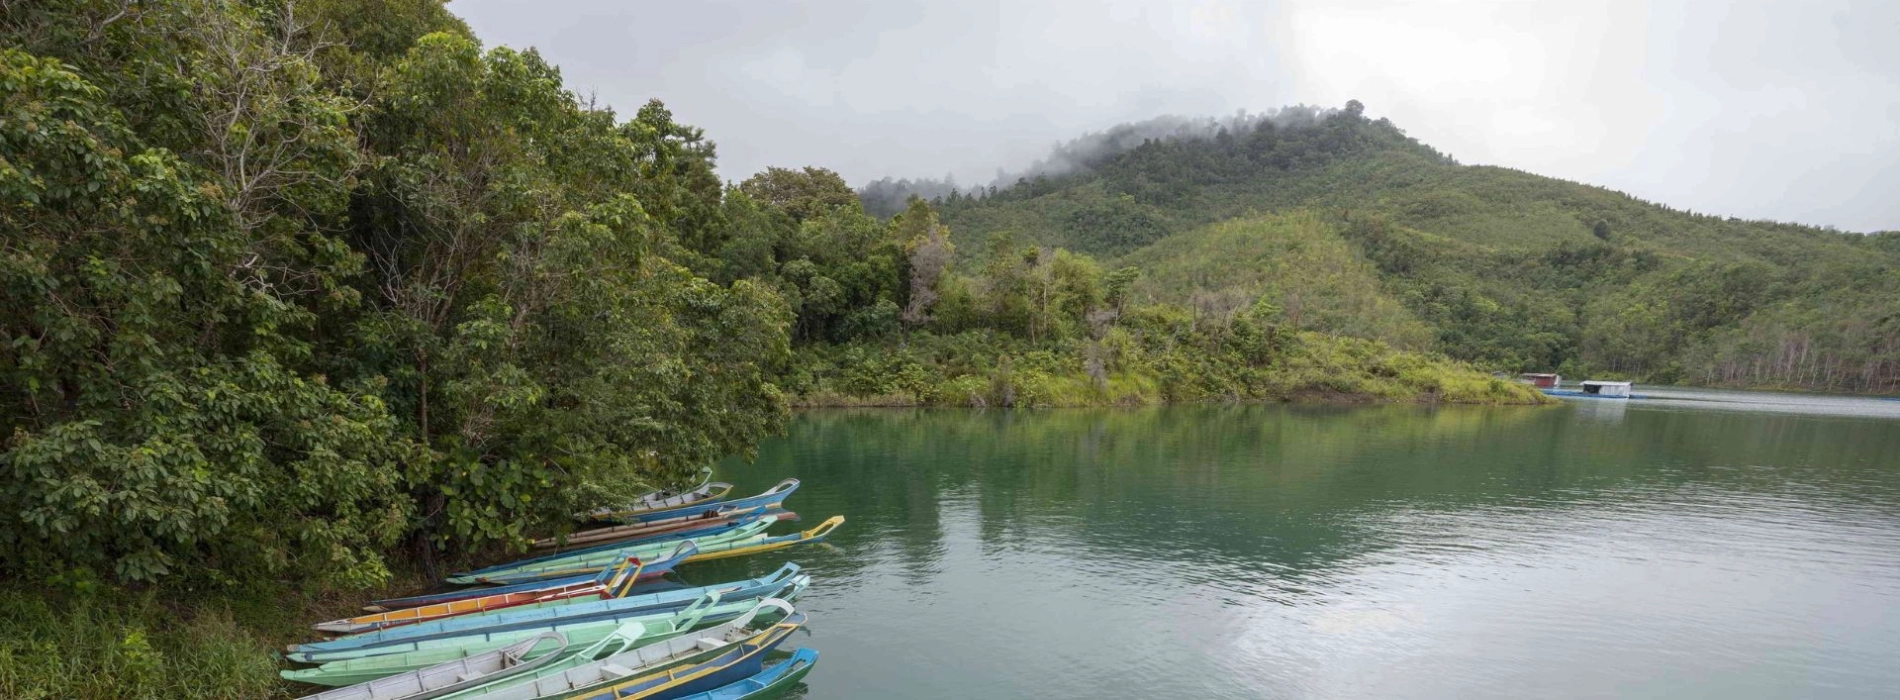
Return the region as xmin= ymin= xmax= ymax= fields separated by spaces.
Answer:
xmin=301 ymin=574 xmax=803 ymax=655
xmin=672 ymin=648 xmax=818 ymax=700
xmin=605 ymin=480 xmax=800 ymax=525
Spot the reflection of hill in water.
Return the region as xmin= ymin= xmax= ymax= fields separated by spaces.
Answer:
xmin=699 ymin=403 xmax=1900 ymax=592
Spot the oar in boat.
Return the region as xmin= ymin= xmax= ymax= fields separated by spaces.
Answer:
xmin=294 ymin=631 xmax=567 ymax=700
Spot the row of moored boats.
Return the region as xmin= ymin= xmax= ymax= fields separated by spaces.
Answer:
xmin=283 ymin=472 xmax=842 ymax=700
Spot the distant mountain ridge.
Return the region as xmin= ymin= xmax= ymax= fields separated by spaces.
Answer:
xmin=864 ymin=104 xmax=1900 ymax=392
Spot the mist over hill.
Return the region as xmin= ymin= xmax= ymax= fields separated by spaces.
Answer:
xmin=859 ymin=104 xmax=1375 ymax=220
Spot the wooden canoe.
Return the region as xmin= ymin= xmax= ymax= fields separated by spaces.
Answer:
xmin=316 ymin=545 xmax=692 ymax=635
xmin=582 ymin=480 xmax=735 ymax=523
xmin=476 ymin=511 xmax=782 ymax=581
xmin=456 ymin=519 xmax=781 ymax=586
xmin=588 ymin=479 xmax=799 ymax=525
xmin=436 ymin=599 xmax=794 ymax=700
xmin=280 ymin=586 xmax=804 ymax=681
xmin=618 ymin=469 xmax=713 ymax=511
xmin=568 ymin=615 xmax=804 ymax=700
xmin=294 ymin=566 xmax=804 ymax=657
xmin=468 ymin=516 xmax=839 ymax=587
xmin=674 ymin=516 xmax=844 ymax=564
xmin=295 ymin=631 xmax=567 ymax=700
xmin=283 ymin=595 xmax=721 ymax=680
xmin=531 ymin=506 xmax=794 ymax=552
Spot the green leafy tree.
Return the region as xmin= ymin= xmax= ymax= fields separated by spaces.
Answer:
xmin=342 ymin=33 xmax=791 ymax=567
xmin=0 ymin=46 xmax=409 ymax=585
xmin=739 ymin=166 xmax=862 ymax=224
xmin=1105 ymin=266 xmax=1144 ymax=316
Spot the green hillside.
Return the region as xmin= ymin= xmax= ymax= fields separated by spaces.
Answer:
xmin=923 ymin=106 xmax=1900 ymax=392
xmin=1119 ymin=212 xmax=1433 ymax=349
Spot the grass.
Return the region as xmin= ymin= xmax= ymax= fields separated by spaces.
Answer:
xmin=0 ymin=578 xmax=428 ymax=699
xmin=0 ymin=587 xmax=284 ymax=698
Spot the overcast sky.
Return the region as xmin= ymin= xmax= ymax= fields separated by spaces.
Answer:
xmin=453 ymin=0 xmax=1900 ymax=232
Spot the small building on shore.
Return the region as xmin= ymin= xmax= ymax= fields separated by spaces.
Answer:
xmin=1519 ymin=373 xmax=1561 ymax=389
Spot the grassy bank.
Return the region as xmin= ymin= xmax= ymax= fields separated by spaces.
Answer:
xmin=0 ymin=566 xmax=477 ymax=699
xmin=0 ymin=584 xmax=347 ymax=698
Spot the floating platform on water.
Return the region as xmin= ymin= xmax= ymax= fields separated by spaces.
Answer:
xmin=1543 ymin=380 xmax=1641 ymax=399
xmin=1542 ymin=389 xmax=1646 ymax=400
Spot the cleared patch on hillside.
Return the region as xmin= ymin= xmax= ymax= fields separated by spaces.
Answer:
xmin=1119 ymin=212 xmax=1434 ymax=349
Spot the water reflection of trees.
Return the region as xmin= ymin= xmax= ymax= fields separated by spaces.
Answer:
xmin=708 ymin=405 xmax=1900 ymax=591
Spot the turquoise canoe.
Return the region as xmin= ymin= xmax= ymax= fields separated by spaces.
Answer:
xmin=283 ymin=572 xmax=806 ymax=672
xmin=294 ymin=567 xmax=803 ymax=655
xmin=281 ymin=601 xmax=709 ymax=688
xmin=449 ymin=518 xmax=780 ymax=585
xmin=465 ymin=516 xmax=842 ymax=587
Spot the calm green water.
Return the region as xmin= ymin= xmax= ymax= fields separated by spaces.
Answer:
xmin=691 ymin=390 xmax=1900 ymax=698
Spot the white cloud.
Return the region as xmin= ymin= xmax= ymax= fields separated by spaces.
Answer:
xmin=453 ymin=0 xmax=1900 ymax=231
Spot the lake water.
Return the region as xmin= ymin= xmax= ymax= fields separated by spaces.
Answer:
xmin=692 ymin=390 xmax=1900 ymax=698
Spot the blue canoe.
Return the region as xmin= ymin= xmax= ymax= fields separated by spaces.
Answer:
xmin=573 ymin=614 xmax=805 ymax=700
xmin=674 ymin=648 xmax=819 ymax=700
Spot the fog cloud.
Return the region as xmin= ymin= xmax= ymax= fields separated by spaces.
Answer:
xmin=454 ymin=0 xmax=1900 ymax=231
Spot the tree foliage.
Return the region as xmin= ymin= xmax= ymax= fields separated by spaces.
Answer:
xmin=1 ymin=1 xmax=788 ymax=585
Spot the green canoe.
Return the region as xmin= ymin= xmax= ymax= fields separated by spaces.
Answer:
xmin=439 ymin=599 xmax=794 ymax=700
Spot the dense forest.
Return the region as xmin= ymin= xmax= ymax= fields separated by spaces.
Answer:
xmin=3 ymin=0 xmax=1887 ymax=695
xmin=0 ymin=5 xmax=1532 ymax=693
xmin=872 ymin=102 xmax=1900 ymax=393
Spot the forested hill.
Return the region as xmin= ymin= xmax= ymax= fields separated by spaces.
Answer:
xmin=872 ymin=104 xmax=1900 ymax=393
xmin=2 ymin=0 xmax=1541 ymax=605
